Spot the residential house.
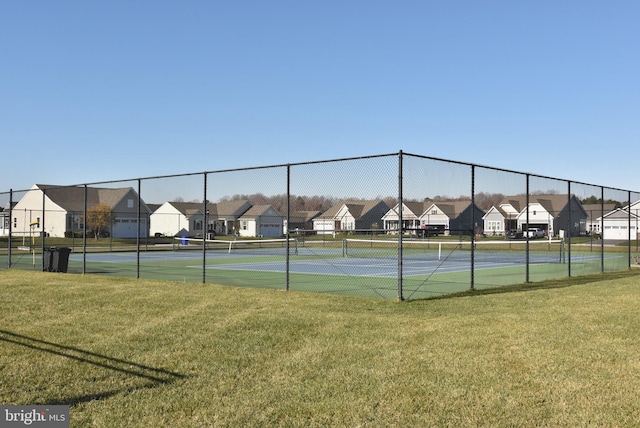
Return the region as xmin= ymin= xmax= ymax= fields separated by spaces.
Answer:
xmin=487 ymin=194 xmax=588 ymax=238
xmin=599 ymin=200 xmax=640 ymax=240
xmin=215 ymin=199 xmax=255 ymax=236
xmin=0 ymin=206 xmax=9 ymax=237
xmin=313 ymin=200 xmax=389 ymax=235
xmin=150 ymin=201 xmax=217 ymax=238
xmin=383 ymin=200 xmax=485 ymax=236
xmin=11 ymin=184 xmax=151 ymax=238
xmin=582 ymin=203 xmax=617 ymax=236
xmin=149 ymin=199 xmax=253 ymax=238
xmin=286 ymin=210 xmax=322 ymax=234
xmin=237 ymin=205 xmax=285 ymax=238
xmin=421 ymin=200 xmax=485 ymax=236
xmin=482 ymin=205 xmax=510 ymax=236
xmin=382 ymin=201 xmax=429 ymax=234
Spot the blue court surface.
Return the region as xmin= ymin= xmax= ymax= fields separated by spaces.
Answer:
xmin=67 ymin=245 xmax=603 ymax=278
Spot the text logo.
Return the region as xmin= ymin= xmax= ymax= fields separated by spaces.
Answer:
xmin=1 ymin=406 xmax=69 ymax=427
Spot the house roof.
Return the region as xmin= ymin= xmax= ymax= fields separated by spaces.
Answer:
xmin=289 ymin=210 xmax=322 ymax=223
xmin=147 ymin=203 xmax=162 ymax=214
xmin=239 ymin=205 xmax=283 ymax=219
xmin=582 ymin=204 xmax=618 ymax=220
xmin=36 ymin=184 xmax=147 ymax=212
xmin=320 ymin=200 xmax=387 ymax=219
xmin=163 ymin=200 xmax=253 ymax=218
xmin=215 ymin=200 xmax=253 ymax=217
xmin=429 ymin=200 xmax=477 ymax=218
xmin=499 ymin=194 xmax=578 ymax=215
xmin=403 ymin=201 xmax=430 ymax=217
xmin=602 ymin=207 xmax=640 ymax=220
xmin=167 ymin=201 xmax=216 ymax=216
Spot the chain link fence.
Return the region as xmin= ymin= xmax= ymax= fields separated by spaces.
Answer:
xmin=1 ymin=151 xmax=638 ymax=300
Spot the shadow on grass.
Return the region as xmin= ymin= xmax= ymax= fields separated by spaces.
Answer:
xmin=415 ymin=268 xmax=640 ymax=302
xmin=0 ymin=329 xmax=187 ymax=406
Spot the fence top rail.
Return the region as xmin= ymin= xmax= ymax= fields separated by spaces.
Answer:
xmin=0 ymin=150 xmax=637 ymax=196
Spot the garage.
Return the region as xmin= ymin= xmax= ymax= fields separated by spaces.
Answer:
xmin=600 ymin=209 xmax=639 ymax=240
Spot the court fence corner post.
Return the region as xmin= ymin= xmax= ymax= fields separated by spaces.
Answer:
xmin=397 ymin=150 xmax=404 ymax=302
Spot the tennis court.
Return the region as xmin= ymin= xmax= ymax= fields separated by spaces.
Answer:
xmin=64 ymin=237 xmax=569 ymax=276
xmin=4 ymin=237 xmax=623 ymax=299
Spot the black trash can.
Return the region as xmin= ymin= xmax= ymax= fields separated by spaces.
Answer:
xmin=42 ymin=248 xmax=55 ymax=272
xmin=44 ymin=247 xmax=71 ymax=273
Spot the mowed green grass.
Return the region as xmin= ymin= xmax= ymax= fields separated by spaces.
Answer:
xmin=2 ymin=269 xmax=640 ymax=427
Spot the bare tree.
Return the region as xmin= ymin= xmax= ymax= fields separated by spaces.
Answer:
xmin=85 ymin=204 xmax=113 ymax=240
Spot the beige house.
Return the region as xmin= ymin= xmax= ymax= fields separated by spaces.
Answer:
xmin=313 ymin=200 xmax=389 ymax=235
xmin=11 ymin=184 xmax=151 ymax=238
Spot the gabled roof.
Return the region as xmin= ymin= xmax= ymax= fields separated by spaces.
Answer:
xmin=499 ymin=196 xmax=527 ymax=212
xmin=239 ymin=205 xmax=283 ymax=219
xmin=289 ymin=210 xmax=322 ymax=223
xmin=481 ymin=205 xmax=508 ymax=219
xmin=215 ymin=200 xmax=253 ymax=217
xmin=146 ymin=203 xmax=162 ymax=214
xmin=319 ymin=200 xmax=387 ymax=220
xmin=161 ymin=200 xmax=254 ymax=219
xmin=427 ymin=200 xmax=478 ymax=218
xmin=35 ymin=184 xmax=145 ymax=212
xmin=166 ymin=201 xmax=216 ymax=217
xmin=582 ymin=204 xmax=618 ymax=221
xmin=499 ymin=194 xmax=578 ymax=215
xmin=601 ymin=207 xmax=640 ymax=220
xmin=403 ymin=201 xmax=430 ymax=217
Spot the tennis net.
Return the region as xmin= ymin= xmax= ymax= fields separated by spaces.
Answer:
xmin=343 ymin=238 xmax=565 ymax=264
xmin=175 ymin=237 xmax=298 ymax=256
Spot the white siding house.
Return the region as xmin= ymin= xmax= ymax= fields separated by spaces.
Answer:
xmin=150 ymin=201 xmax=214 ymax=238
xmin=600 ymin=200 xmax=640 ymax=240
xmin=491 ymin=194 xmax=587 ymax=238
xmin=237 ymin=205 xmax=284 ymax=238
xmin=11 ymin=184 xmax=151 ymax=238
xmin=149 ymin=200 xmax=254 ymax=238
xmin=382 ymin=201 xmax=426 ymax=233
xmin=314 ymin=200 xmax=390 ymax=235
xmin=383 ymin=200 xmax=484 ymax=236
xmin=0 ymin=207 xmax=9 ymax=237
xmin=482 ymin=206 xmax=508 ymax=236
xmin=582 ymin=204 xmax=618 ymax=236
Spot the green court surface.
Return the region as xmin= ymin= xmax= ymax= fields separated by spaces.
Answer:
xmin=1 ymin=239 xmax=633 ymax=300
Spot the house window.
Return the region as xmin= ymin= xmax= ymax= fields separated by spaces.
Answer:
xmin=431 ymin=209 xmax=437 ymax=215
xmin=241 ymin=221 xmax=248 ymax=230
xmin=127 ymin=199 xmax=134 ymax=208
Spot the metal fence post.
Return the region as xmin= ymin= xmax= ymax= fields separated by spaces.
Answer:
xmin=203 ymin=172 xmax=208 ymax=284
xmin=601 ymin=187 xmax=605 ymax=273
xmin=8 ymin=189 xmax=12 ymax=268
xmin=525 ymin=174 xmax=530 ymax=283
xmin=470 ymin=165 xmax=475 ymax=291
xmin=137 ymin=179 xmax=142 ymax=279
xmin=567 ymin=181 xmax=572 ymax=278
xmin=83 ymin=185 xmax=87 ymax=274
xmin=628 ymin=190 xmax=632 ymax=268
xmin=286 ymin=164 xmax=291 ymax=292
xmin=397 ymin=150 xmax=404 ymax=301
xmin=41 ymin=188 xmax=46 ymax=271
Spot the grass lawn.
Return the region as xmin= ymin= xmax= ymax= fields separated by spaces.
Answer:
xmin=2 ymin=269 xmax=640 ymax=426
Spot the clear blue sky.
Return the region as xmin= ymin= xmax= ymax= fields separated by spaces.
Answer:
xmin=2 ymin=1 xmax=639 ymax=196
